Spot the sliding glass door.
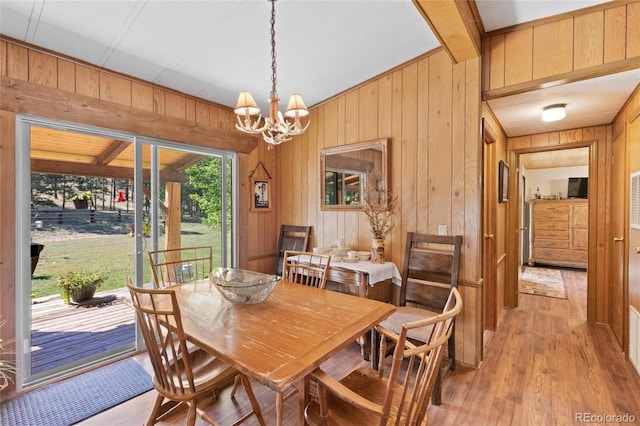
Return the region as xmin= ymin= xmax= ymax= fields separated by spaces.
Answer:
xmin=16 ymin=115 xmax=236 ymax=388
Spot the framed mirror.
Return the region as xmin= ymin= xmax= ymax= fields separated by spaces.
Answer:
xmin=320 ymin=138 xmax=389 ymax=210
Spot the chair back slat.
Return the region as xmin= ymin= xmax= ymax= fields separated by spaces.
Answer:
xmin=276 ymin=225 xmax=311 ymax=275
xmin=148 ymin=246 xmax=212 ymax=288
xmin=283 ymin=250 xmax=331 ymax=289
xmin=400 ymin=233 xmax=462 ymax=312
xmin=126 ymin=278 xmax=195 ymax=396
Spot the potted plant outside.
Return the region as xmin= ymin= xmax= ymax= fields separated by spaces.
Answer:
xmin=57 ymin=271 xmax=108 ymax=304
xmin=71 ymin=191 xmax=92 ymax=209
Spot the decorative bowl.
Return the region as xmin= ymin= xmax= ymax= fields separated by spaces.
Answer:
xmin=210 ymin=268 xmax=280 ymax=304
xmin=356 ymin=251 xmax=371 ymax=261
xmin=331 ymin=247 xmax=350 ymax=262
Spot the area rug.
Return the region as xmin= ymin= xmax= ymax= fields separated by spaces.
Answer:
xmin=0 ymin=358 xmax=153 ymax=426
xmin=519 ymin=266 xmax=567 ymax=299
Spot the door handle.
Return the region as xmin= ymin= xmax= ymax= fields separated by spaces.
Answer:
xmin=636 ymin=247 xmax=640 ymax=254
xmin=520 ymin=227 xmax=528 ymax=231
xmin=613 ymin=237 xmax=624 ymax=243
xmin=484 ymin=234 xmax=494 ymax=239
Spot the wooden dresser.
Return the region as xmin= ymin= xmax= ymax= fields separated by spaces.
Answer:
xmin=528 ymin=199 xmax=588 ymax=269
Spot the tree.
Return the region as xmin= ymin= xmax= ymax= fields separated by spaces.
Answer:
xmin=186 ymin=157 xmax=229 ymax=229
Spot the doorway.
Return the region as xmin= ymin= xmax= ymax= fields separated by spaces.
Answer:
xmin=16 ymin=115 xmax=236 ymax=388
xmin=517 ymin=148 xmax=590 ymax=316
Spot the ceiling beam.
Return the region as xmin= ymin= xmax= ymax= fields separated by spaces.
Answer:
xmin=1 ymin=76 xmax=259 ymax=154
xmin=412 ymin=0 xmax=481 ymax=63
xmin=93 ymin=140 xmax=130 ymax=166
xmin=166 ymin=153 xmax=207 ymax=172
xmin=31 ymin=159 xmax=188 ymax=182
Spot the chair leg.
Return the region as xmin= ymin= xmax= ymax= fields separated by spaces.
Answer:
xmin=431 ymin=368 xmax=442 ymax=406
xmin=449 ymin=327 xmax=456 ymax=371
xmin=146 ymin=394 xmax=165 ymax=425
xmin=230 ymin=374 xmax=242 ymax=398
xmin=186 ymin=400 xmax=197 ymax=426
xmin=240 ymin=374 xmax=266 ymax=426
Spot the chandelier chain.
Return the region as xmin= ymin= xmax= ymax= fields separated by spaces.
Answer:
xmin=270 ymin=0 xmax=278 ymax=99
xmin=234 ymin=0 xmax=309 ymax=146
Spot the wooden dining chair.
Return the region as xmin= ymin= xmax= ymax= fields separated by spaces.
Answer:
xmin=275 ymin=225 xmax=311 ymax=276
xmin=304 ymin=287 xmax=463 ymax=426
xmin=126 ymin=277 xmax=265 ymax=426
xmin=376 ymin=232 xmax=462 ymax=405
xmin=148 ymin=246 xmax=212 ymax=288
xmin=282 ymin=250 xmax=332 ymax=289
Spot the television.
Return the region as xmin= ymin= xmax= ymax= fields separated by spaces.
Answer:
xmin=567 ymin=177 xmax=588 ymax=199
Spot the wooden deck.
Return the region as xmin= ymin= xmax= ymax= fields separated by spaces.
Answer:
xmin=31 ymin=287 xmax=135 ymax=374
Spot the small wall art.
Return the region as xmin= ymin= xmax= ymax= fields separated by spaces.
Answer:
xmin=499 ymin=160 xmax=509 ymax=203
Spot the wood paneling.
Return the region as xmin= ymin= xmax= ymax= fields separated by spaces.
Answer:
xmin=29 ymin=50 xmax=57 ymax=88
xmin=75 ymin=64 xmax=100 ymax=98
xmin=484 ymin=1 xmax=640 ymax=92
xmin=532 ymin=19 xmax=574 ymax=80
xmin=271 ymin=49 xmax=483 ymax=367
xmin=574 ymin=11 xmax=604 ymax=70
xmin=628 ymin=1 xmax=640 ymax=58
xmin=604 ymin=6 xmax=626 ymax=63
xmin=505 ymin=28 xmax=533 ymax=86
xmin=57 ymin=59 xmax=75 ymax=93
xmin=99 ymin=72 xmax=131 ymax=107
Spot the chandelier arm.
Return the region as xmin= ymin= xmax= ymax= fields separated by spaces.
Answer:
xmin=236 ymin=114 xmax=268 ymax=134
xmin=288 ymin=120 xmax=310 ymax=135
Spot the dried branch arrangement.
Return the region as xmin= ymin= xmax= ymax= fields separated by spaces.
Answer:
xmin=362 ymin=192 xmax=398 ymax=240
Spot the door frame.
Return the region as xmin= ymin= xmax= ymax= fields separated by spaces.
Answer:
xmin=482 ymin=119 xmax=498 ymax=332
xmin=15 ymin=114 xmax=238 ymax=389
xmin=507 ymin=142 xmax=596 ymax=316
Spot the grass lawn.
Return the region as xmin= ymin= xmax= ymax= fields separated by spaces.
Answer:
xmin=31 ymin=222 xmax=222 ymax=299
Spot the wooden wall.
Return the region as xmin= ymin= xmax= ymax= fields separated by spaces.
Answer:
xmin=268 ymin=48 xmax=484 ymax=367
xmin=483 ymin=0 xmax=640 ymax=95
xmin=506 ymin=125 xmax=612 ymax=324
xmin=0 ymin=38 xmax=256 ymax=154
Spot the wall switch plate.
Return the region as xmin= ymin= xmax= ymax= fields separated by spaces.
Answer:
xmin=438 ymin=225 xmax=447 ymax=236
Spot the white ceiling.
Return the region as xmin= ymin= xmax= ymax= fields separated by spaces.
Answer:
xmin=0 ymin=0 xmax=637 ymax=139
xmin=487 ymin=69 xmax=640 ymax=136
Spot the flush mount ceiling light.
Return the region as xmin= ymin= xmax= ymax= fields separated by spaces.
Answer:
xmin=541 ymin=104 xmax=566 ymax=122
xmin=234 ymin=0 xmax=309 ymax=147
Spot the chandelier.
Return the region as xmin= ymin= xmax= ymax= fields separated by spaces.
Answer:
xmin=234 ymin=0 xmax=309 ymax=146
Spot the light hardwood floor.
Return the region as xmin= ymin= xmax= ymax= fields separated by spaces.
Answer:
xmin=79 ymin=269 xmax=640 ymax=425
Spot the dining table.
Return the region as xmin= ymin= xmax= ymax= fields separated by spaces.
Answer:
xmin=170 ymin=277 xmax=396 ymax=426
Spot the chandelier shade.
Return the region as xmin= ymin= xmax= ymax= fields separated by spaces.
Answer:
xmin=285 ymin=94 xmax=309 ymax=118
xmin=234 ymin=91 xmax=260 ymax=116
xmin=234 ymin=0 xmax=309 ymax=146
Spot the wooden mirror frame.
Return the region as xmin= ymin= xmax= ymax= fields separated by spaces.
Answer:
xmin=320 ymin=138 xmax=389 ymax=211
